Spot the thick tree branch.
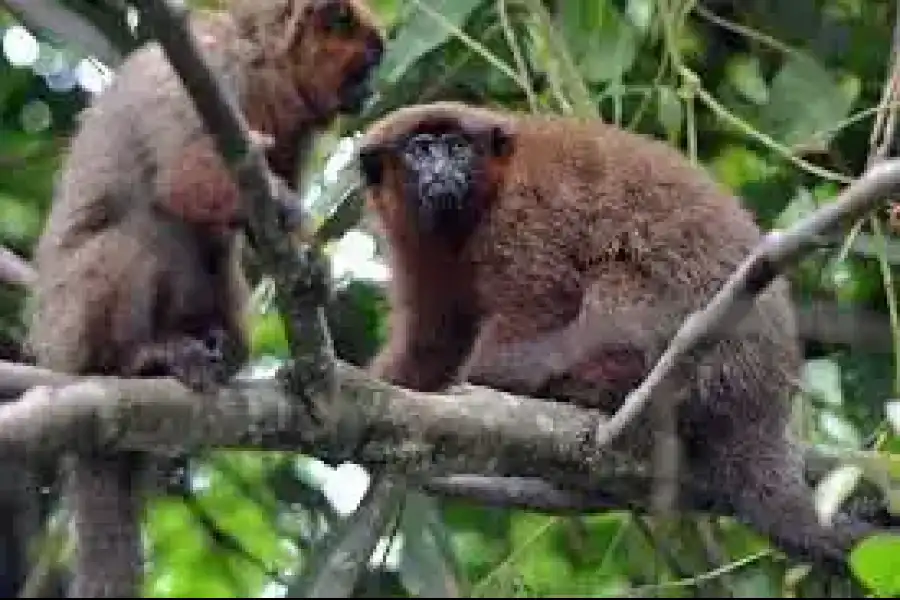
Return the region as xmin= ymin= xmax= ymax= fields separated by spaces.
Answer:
xmin=0 ymin=360 xmax=626 ymax=483
xmin=0 ymin=246 xmax=35 ymax=288
xmin=596 ymin=157 xmax=900 ymax=447
xmin=0 ymin=361 xmax=72 ymax=397
xmin=0 ymin=359 xmax=887 ymax=523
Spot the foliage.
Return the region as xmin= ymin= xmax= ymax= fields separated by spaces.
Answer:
xmin=4 ymin=0 xmax=900 ymax=596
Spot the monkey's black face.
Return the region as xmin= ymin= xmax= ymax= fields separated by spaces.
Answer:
xmin=398 ymin=132 xmax=478 ymax=234
xmin=359 ymin=121 xmax=513 ymax=240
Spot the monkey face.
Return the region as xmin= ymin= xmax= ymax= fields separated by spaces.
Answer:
xmin=398 ymin=132 xmax=478 ymax=232
xmin=263 ymin=0 xmax=384 ymax=118
xmin=359 ymin=123 xmax=513 ymax=239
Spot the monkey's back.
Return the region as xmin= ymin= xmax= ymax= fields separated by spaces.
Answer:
xmin=26 ymin=15 xmax=243 ymax=375
xmin=464 ymin=111 xmax=801 ymax=440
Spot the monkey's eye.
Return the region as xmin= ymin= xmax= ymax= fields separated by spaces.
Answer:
xmin=406 ymin=135 xmax=435 ymax=160
xmin=437 ymin=133 xmax=470 ymax=155
xmin=447 ymin=138 xmax=468 ymax=155
xmin=321 ymin=2 xmax=357 ymax=35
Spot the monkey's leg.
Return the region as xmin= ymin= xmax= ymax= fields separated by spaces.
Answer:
xmin=64 ymin=453 xmax=143 ymax=597
xmin=69 ymin=330 xmax=235 ymax=597
xmin=27 ymin=233 xmax=149 ymax=597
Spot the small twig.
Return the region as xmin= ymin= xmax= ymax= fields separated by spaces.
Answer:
xmin=292 ymin=478 xmax=406 ymax=597
xmin=496 ymin=0 xmax=539 ymax=112
xmin=866 ymin=0 xmax=900 ymax=167
xmin=594 ymin=157 xmax=900 ymax=448
xmin=626 ymin=550 xmax=772 ymax=597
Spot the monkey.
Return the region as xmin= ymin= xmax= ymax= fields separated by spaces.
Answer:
xmin=355 ymin=101 xmax=880 ymax=583
xmin=25 ymin=0 xmax=384 ymax=596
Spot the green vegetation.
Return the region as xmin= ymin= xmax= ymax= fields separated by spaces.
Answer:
xmin=4 ymin=0 xmax=900 ymax=596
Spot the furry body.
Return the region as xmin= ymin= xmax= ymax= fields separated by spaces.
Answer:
xmin=357 ymin=101 xmax=875 ymax=577
xmin=27 ymin=0 xmax=383 ymax=595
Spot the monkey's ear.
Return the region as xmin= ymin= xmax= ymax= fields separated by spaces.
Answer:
xmin=488 ymin=125 xmax=514 ymax=158
xmin=358 ymin=146 xmax=385 ymax=186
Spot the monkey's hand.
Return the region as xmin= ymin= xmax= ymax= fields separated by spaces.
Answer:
xmin=129 ymin=330 xmax=230 ymax=394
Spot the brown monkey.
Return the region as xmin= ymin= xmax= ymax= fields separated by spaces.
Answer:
xmin=356 ymin=101 xmax=877 ymax=580
xmin=25 ymin=0 xmax=384 ymax=596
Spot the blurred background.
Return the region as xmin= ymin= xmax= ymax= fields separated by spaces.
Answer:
xmin=2 ymin=0 xmax=900 ymax=596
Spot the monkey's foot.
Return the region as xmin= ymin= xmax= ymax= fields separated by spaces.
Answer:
xmin=168 ymin=336 xmax=229 ymax=394
xmin=130 ymin=333 xmax=229 ymax=394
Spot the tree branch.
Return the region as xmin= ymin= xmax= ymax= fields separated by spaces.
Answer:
xmin=0 ymin=360 xmax=625 ymax=482
xmin=0 ymin=359 xmax=886 ymax=523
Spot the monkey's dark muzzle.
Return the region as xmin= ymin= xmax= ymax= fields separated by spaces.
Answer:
xmin=399 ymin=135 xmax=479 ymax=235
xmin=338 ymin=36 xmax=383 ymax=113
xmin=410 ymin=176 xmax=475 ymax=234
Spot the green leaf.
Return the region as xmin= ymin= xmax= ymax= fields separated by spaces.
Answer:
xmin=886 ymin=400 xmax=900 ymax=435
xmin=249 ymin=311 xmax=289 ymax=359
xmin=708 ymin=146 xmax=776 ymax=192
xmin=758 ymin=52 xmax=859 ymax=147
xmin=439 ymin=503 xmax=510 ymax=579
xmin=625 ymin=0 xmax=655 ymax=32
xmin=818 ymin=410 xmax=861 ymax=447
xmin=376 ymin=0 xmax=484 ymax=85
xmin=0 ymin=191 xmax=42 ymax=243
xmin=801 ymin=358 xmax=844 ymax=407
xmin=655 ymin=86 xmax=683 ymax=142
xmin=367 ymin=0 xmax=402 ymax=26
xmin=504 ymin=513 xmax=574 ymax=594
xmin=850 ymin=533 xmax=900 ymax=596
xmin=561 ymin=2 xmax=639 ymax=84
xmin=822 ymin=257 xmax=883 ymax=306
xmin=725 ymin=54 xmax=769 ymax=105
xmin=813 ymin=463 xmax=863 ymax=526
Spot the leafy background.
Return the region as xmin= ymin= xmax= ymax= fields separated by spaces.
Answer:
xmin=4 ymin=0 xmax=900 ymax=596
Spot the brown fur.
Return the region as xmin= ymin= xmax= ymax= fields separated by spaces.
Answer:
xmin=26 ymin=0 xmax=383 ymax=596
xmin=358 ymin=101 xmax=876 ymax=579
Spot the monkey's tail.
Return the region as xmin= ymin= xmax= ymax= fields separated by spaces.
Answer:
xmin=64 ymin=453 xmax=142 ymax=597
